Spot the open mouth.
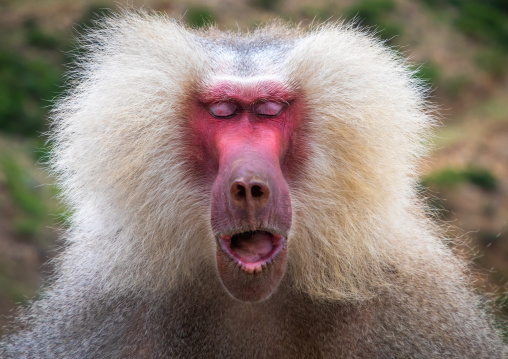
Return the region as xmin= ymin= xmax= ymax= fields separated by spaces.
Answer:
xmin=219 ymin=231 xmax=286 ymax=273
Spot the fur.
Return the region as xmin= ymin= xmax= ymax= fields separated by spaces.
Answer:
xmin=1 ymin=10 xmax=505 ymax=358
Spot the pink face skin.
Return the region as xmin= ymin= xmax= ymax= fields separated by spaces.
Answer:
xmin=189 ymin=80 xmax=304 ymax=302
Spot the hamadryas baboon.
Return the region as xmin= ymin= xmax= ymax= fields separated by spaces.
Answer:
xmin=1 ymin=10 xmax=506 ymax=358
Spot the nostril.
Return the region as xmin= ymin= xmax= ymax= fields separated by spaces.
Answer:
xmin=251 ymin=185 xmax=263 ymax=198
xmin=251 ymin=183 xmax=270 ymax=205
xmin=230 ymin=179 xmax=271 ymax=207
xmin=235 ymin=184 xmax=246 ymax=200
xmin=231 ymin=181 xmax=249 ymax=204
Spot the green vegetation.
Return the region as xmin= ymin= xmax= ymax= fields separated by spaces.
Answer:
xmin=421 ymin=0 xmax=508 ymax=75
xmin=1 ymin=155 xmax=46 ymax=236
xmin=475 ymin=99 xmax=508 ymax=120
xmin=0 ymin=137 xmax=64 ymax=245
xmin=476 ymin=48 xmax=507 ymax=77
xmin=75 ymin=5 xmax=113 ymax=30
xmin=251 ymin=0 xmax=282 ymax=11
xmin=0 ymin=16 xmax=64 ymax=136
xmin=413 ymin=61 xmax=442 ymax=87
xmin=300 ymin=4 xmax=338 ymax=22
xmin=0 ymin=5 xmax=120 ymax=136
xmin=0 ymin=259 xmax=37 ymax=305
xmin=0 ymin=47 xmax=62 ymax=135
xmin=443 ymin=75 xmax=470 ymax=99
xmin=453 ymin=1 xmax=508 ymax=51
xmin=24 ymin=18 xmax=60 ymax=50
xmin=421 ymin=166 xmax=498 ymax=191
xmin=344 ymin=0 xmax=402 ymax=43
xmin=186 ymin=5 xmax=216 ymax=28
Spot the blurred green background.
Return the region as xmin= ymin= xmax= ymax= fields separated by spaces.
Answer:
xmin=0 ymin=0 xmax=507 ymax=337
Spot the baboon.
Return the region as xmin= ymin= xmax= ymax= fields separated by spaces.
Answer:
xmin=1 ymin=10 xmax=506 ymax=358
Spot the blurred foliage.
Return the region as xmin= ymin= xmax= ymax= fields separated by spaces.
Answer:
xmin=475 ymin=99 xmax=508 ymax=120
xmin=0 ymin=136 xmax=65 ymax=244
xmin=0 ymin=16 xmax=64 ymax=136
xmin=24 ymin=18 xmax=60 ymax=50
xmin=412 ymin=61 xmax=442 ymax=87
xmin=344 ymin=0 xmax=402 ymax=43
xmin=443 ymin=75 xmax=470 ymax=99
xmin=421 ymin=166 xmax=498 ymax=191
xmin=185 ymin=5 xmax=216 ymax=28
xmin=452 ymin=1 xmax=508 ymax=51
xmin=300 ymin=4 xmax=338 ymax=22
xmin=0 ymin=259 xmax=36 ymax=305
xmin=0 ymin=6 xmax=118 ymax=137
xmin=251 ymin=0 xmax=282 ymax=11
xmin=479 ymin=230 xmax=503 ymax=247
xmin=67 ymin=5 xmax=114 ymax=64
xmin=75 ymin=4 xmax=113 ymax=29
xmin=1 ymin=155 xmax=46 ymax=236
xmin=476 ymin=48 xmax=508 ymax=77
xmin=420 ymin=0 xmax=508 ymax=75
xmin=0 ymin=46 xmax=62 ymax=135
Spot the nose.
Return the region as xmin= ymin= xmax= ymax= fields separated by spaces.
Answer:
xmin=230 ymin=178 xmax=271 ymax=211
xmin=210 ymin=152 xmax=292 ymax=235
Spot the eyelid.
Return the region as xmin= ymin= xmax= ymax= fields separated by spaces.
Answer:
xmin=253 ymin=101 xmax=285 ymax=117
xmin=208 ymin=102 xmax=238 ymax=118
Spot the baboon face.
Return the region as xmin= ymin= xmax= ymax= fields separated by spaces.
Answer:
xmin=44 ymin=16 xmax=430 ymax=304
xmin=190 ymin=79 xmax=304 ymax=302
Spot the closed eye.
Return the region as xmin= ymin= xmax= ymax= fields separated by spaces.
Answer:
xmin=253 ymin=101 xmax=284 ymax=117
xmin=208 ymin=102 xmax=238 ymax=118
